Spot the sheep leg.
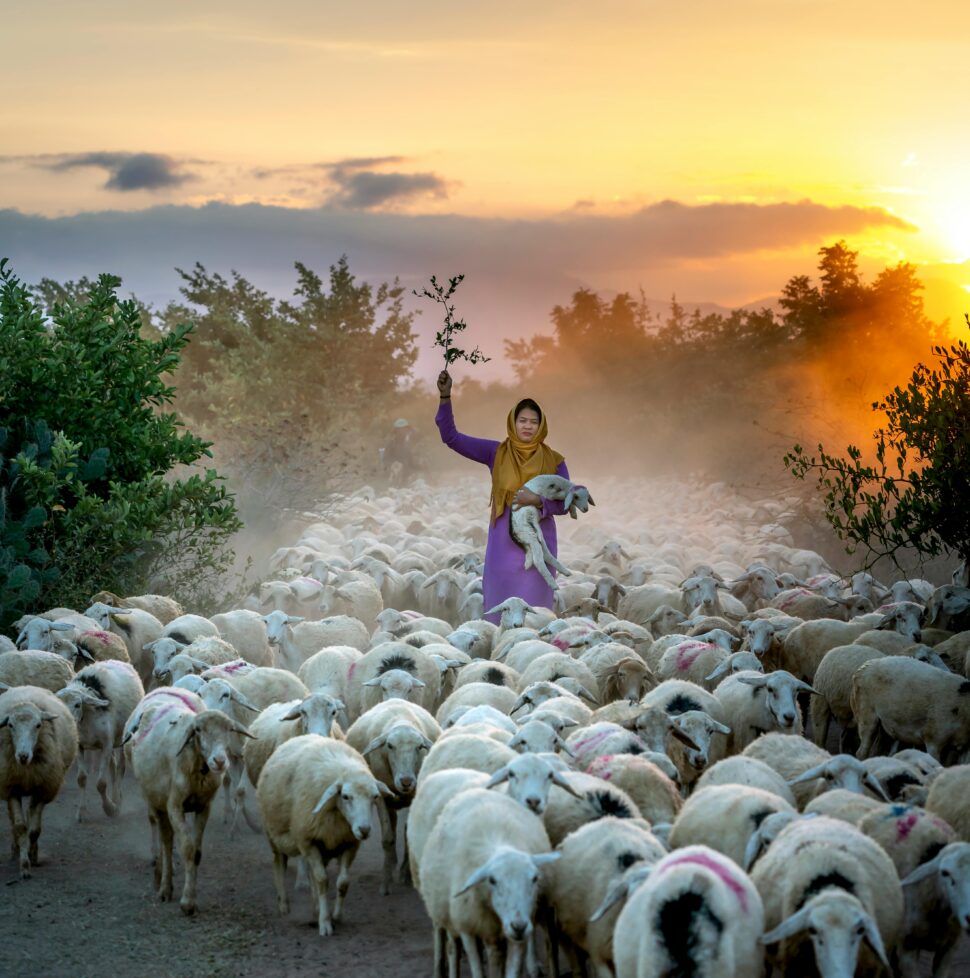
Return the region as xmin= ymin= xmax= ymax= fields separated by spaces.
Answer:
xmin=933 ymin=939 xmax=960 ymax=977
xmin=505 ymin=940 xmax=524 ymax=978
xmin=7 ymin=797 xmax=30 ymax=877
xmin=855 ymin=715 xmax=881 ymax=759
xmin=460 ymin=932 xmax=485 ymax=978
xmin=221 ymin=770 xmax=233 ymax=824
xmin=96 ymin=746 xmax=117 ymax=817
xmin=484 ymin=941 xmax=502 ymax=978
xmin=110 ymin=748 xmax=125 ymax=810
xmin=446 ymin=931 xmax=460 ymax=978
xmin=399 ymin=827 xmax=413 ymax=885
xmin=75 ymin=747 xmax=91 ymax=822
xmin=302 ymin=844 xmax=334 ymax=936
xmin=227 ymin=759 xmax=247 ymax=837
xmin=155 ymin=812 xmax=175 ymax=901
xmin=535 ymin=535 xmax=570 ymax=577
xmin=270 ymin=847 xmax=290 ymax=915
xmin=378 ymin=802 xmax=397 ymax=895
xmin=26 ymin=798 xmax=45 ymax=868
xmin=524 ymin=932 xmax=538 ymax=978
xmin=333 ymin=845 xmax=358 ymax=921
xmin=168 ymin=800 xmax=207 ymax=914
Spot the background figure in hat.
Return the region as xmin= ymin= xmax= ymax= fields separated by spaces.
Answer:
xmin=435 ymin=369 xmax=580 ymax=623
xmin=382 ymin=417 xmax=416 ymax=486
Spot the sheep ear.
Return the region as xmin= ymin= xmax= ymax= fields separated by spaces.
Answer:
xmin=456 ymin=862 xmax=493 ymax=896
xmin=485 ymin=765 xmax=510 ymax=788
xmin=0 ymin=715 xmax=8 ymax=727
xmin=120 ymin=716 xmax=140 ymax=744
xmin=551 ymin=770 xmax=583 ymax=798
xmin=286 ymin=615 xmax=305 ymax=624
xmin=73 ymin=643 xmax=94 ymax=662
xmin=901 ymin=854 xmax=943 ymax=886
xmin=710 ymin=720 xmax=732 ymax=736
xmin=587 ymin=495 xmax=596 ymax=507
xmin=743 ymin=829 xmax=767 ymax=871
xmin=860 ymin=913 xmax=890 ymax=968
xmin=142 ymin=640 xmax=158 ymax=652
xmin=229 ymin=719 xmax=255 ymax=739
xmin=51 ymin=621 xmax=75 ymax=632
xmin=411 ymin=677 xmax=427 ymax=688
xmin=794 ymin=679 xmax=818 ymax=695
xmin=590 ymin=870 xmax=645 ymax=922
xmin=362 ymin=677 xmax=384 ymax=687
xmin=229 ymin=688 xmax=260 ymax=713
xmin=737 ymin=675 xmax=767 ymax=688
xmin=362 ymin=735 xmax=386 ymax=756
xmin=761 ymin=906 xmax=811 ymax=944
xmin=532 ymin=852 xmax=561 ymax=868
xmin=864 ymin=773 xmax=891 ymax=801
xmin=668 ymin=720 xmax=701 ymax=752
xmin=0 ymin=681 xmax=12 ymax=694
xmin=374 ymin=780 xmax=395 ymax=798
xmin=705 ymin=661 xmax=730 ymax=682
xmin=280 ymin=704 xmax=304 ymax=722
xmin=40 ymin=711 xmax=60 ymax=723
xmin=788 ymin=762 xmax=829 ymax=785
xmin=555 ymin=735 xmax=576 ymax=758
xmin=176 ymin=726 xmax=197 ymax=756
xmin=313 ymin=782 xmax=341 ymax=813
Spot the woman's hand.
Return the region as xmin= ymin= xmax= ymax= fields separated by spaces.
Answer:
xmin=437 ymin=370 xmax=453 ymax=397
xmin=512 ymin=488 xmax=543 ymax=510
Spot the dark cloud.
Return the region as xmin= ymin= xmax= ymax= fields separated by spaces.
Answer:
xmin=36 ymin=151 xmax=196 ymax=191
xmin=327 ymin=168 xmax=449 ymax=209
xmin=0 ymin=198 xmax=914 ymax=378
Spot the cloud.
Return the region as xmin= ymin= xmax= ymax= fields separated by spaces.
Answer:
xmin=0 ymin=197 xmax=914 ymax=378
xmin=323 ymin=157 xmax=450 ymax=209
xmin=35 ymin=151 xmax=197 ymax=191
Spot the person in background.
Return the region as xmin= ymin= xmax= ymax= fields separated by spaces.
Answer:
xmin=383 ymin=417 xmax=416 ymax=485
xmin=435 ymin=369 xmax=578 ymax=623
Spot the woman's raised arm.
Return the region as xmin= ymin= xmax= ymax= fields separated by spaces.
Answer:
xmin=435 ymin=370 xmax=499 ymax=467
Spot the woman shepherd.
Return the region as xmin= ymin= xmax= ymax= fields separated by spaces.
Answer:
xmin=435 ymin=369 xmax=579 ymax=625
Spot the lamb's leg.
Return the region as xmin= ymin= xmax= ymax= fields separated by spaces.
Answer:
xmin=505 ymin=940 xmax=525 ymax=978
xmin=156 ymin=812 xmax=175 ymax=901
xmin=96 ymin=746 xmax=117 ymax=817
xmin=270 ymin=846 xmax=290 ymax=915
xmin=303 ymin=844 xmax=334 ymax=935
xmin=378 ymin=802 xmax=396 ymax=895
xmin=110 ymin=748 xmax=124 ymax=810
xmin=148 ymin=812 xmax=161 ymax=887
xmin=333 ymin=845 xmax=359 ymax=921
xmin=460 ymin=932 xmax=485 ymax=978
xmin=8 ymin=797 xmax=29 ymax=877
xmin=26 ymin=797 xmax=45 ymax=868
xmin=527 ymin=537 xmax=559 ymax=590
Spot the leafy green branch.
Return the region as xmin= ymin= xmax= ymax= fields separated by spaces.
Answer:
xmin=413 ymin=274 xmax=490 ymax=367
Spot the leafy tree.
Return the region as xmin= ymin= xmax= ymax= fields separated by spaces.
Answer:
xmin=0 ymin=259 xmax=240 ymax=628
xmin=786 ymin=317 xmax=970 ymax=567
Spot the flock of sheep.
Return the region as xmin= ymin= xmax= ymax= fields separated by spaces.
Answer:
xmin=2 ymin=474 xmax=970 ymax=978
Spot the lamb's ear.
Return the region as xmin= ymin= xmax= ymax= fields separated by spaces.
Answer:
xmin=456 ymin=861 xmax=494 ymax=896
xmin=229 ymin=719 xmax=255 ymax=739
xmin=532 ymin=852 xmax=561 ymax=868
xmin=410 ymin=677 xmax=427 ymax=688
xmin=51 ymin=621 xmax=75 ymax=632
xmin=280 ymin=704 xmax=304 ymax=722
xmin=551 ymin=769 xmax=583 ymax=798
xmin=761 ymin=906 xmax=811 ymax=944
xmin=362 ymin=677 xmax=384 ymax=687
xmin=587 ymin=494 xmax=596 ymax=507
xmin=362 ymin=734 xmax=387 ymax=756
xmin=860 ymin=913 xmax=890 ymax=969
xmin=313 ymin=782 xmax=341 ymax=814
xmin=120 ymin=716 xmax=141 ymax=744
xmin=229 ymin=688 xmax=260 ymax=712
xmin=737 ymin=675 xmax=768 ymax=689
xmin=485 ymin=765 xmax=510 ymax=788
xmin=901 ymin=853 xmax=943 ymax=886
xmin=374 ymin=780 xmax=395 ymax=798
xmin=668 ymin=720 xmax=701 ymax=752
xmin=864 ymin=772 xmax=891 ymax=802
xmin=176 ymin=726 xmax=197 ymax=756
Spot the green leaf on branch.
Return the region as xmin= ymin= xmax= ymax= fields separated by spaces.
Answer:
xmin=413 ymin=273 xmax=491 ymax=368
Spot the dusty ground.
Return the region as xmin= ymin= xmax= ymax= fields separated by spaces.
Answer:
xmin=1 ymin=774 xmax=431 ymax=978
xmin=3 ymin=766 xmax=966 ymax=977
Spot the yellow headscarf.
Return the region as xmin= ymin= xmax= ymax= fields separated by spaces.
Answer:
xmin=490 ymin=399 xmax=565 ymax=523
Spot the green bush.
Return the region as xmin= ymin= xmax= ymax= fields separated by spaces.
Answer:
xmin=0 ymin=259 xmax=241 ymax=629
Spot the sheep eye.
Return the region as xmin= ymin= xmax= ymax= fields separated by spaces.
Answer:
xmin=855 ymin=924 xmax=865 ymax=936
xmin=808 ymin=927 xmax=819 ymax=936
xmin=488 ymin=876 xmax=496 ymax=885
xmin=546 ymin=773 xmax=553 ymax=781
xmin=531 ymin=874 xmax=539 ymax=884
xmin=941 ymin=870 xmax=951 ymax=878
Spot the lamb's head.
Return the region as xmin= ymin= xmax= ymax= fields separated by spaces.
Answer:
xmin=737 ymin=670 xmax=815 ymax=733
xmin=671 ymin=710 xmax=731 ymax=772
xmin=456 ymin=848 xmax=560 ymax=943
xmin=486 ymin=753 xmax=581 ymax=814
xmin=363 ymin=722 xmax=433 ymax=795
xmin=762 ymin=889 xmax=889 ymax=977
xmin=363 ymin=668 xmax=425 ymax=702
xmin=198 ymin=678 xmax=260 ymax=718
xmin=705 ymin=651 xmax=763 ymax=684
xmin=486 ymin=597 xmax=536 ymax=630
xmin=564 ymin=484 xmax=594 ymax=518
xmin=0 ymin=700 xmax=60 ymax=764
xmin=875 ymin=601 xmax=923 ymax=642
xmin=260 ymin=610 xmax=304 ymax=646
xmin=179 ymin=710 xmax=253 ymax=778
xmin=15 ymin=616 xmax=75 ymax=652
xmin=56 ymin=682 xmax=109 ymax=723
xmin=604 ymin=657 xmax=655 ymax=703
xmin=509 ymin=719 xmax=571 ymax=756
xmin=313 ymin=775 xmax=391 ymax=841
xmin=146 ymin=637 xmax=187 ymax=679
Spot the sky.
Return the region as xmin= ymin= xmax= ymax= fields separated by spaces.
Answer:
xmin=2 ymin=1 xmax=969 ymax=378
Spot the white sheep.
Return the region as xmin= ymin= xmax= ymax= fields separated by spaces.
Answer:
xmin=418 ymin=732 xmax=518 ymax=783
xmin=714 ymin=669 xmax=815 ymax=753
xmin=418 ymin=787 xmax=559 ymax=978
xmin=851 ymin=657 xmax=970 ymax=762
xmin=210 ymin=608 xmax=274 ymax=667
xmin=584 ymin=755 xmax=683 ymax=827
xmin=508 ymin=475 xmax=593 ymax=589
xmin=694 ymin=755 xmax=798 ymax=806
xmin=56 ymin=659 xmax=144 ymax=820
xmin=669 ymin=783 xmax=796 ymax=867
xmin=898 ymin=841 xmax=970 ymax=978
xmin=0 ymin=685 xmax=78 ymax=877
xmin=597 ymin=845 xmax=765 ymax=978
xmin=435 ymin=682 xmax=519 ymax=725
xmin=542 ymin=770 xmax=647 ymax=846
xmin=256 ymin=735 xmax=392 ymax=935
xmin=124 ymin=686 xmax=252 ymax=913
xmin=343 ymin=642 xmax=441 ymax=720
xmin=926 ymin=765 xmax=970 ymax=841
xmin=89 ymin=590 xmax=184 ymax=624
xmin=83 ymin=603 xmax=163 ymax=684
xmin=261 ymin=611 xmax=370 ymax=672
xmin=0 ymin=649 xmax=75 ymax=693
xmin=752 ymin=816 xmax=902 ymax=977
xmin=810 ymin=642 xmax=885 ymax=749
xmin=548 ymin=817 xmax=667 ymax=978
xmin=345 ymin=699 xmax=440 ymax=892
xmin=741 ymin=734 xmax=831 ymax=809
xmin=200 ymin=665 xmax=309 ymax=712
xmin=243 ymin=691 xmax=344 ymax=788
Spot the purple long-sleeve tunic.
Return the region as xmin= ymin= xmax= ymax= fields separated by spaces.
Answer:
xmin=436 ymin=399 xmax=569 ymax=623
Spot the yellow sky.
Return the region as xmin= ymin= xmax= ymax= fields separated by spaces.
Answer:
xmin=2 ymin=0 xmax=969 ymax=315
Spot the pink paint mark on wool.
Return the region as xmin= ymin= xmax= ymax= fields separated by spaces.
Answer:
xmin=347 ymin=661 xmax=358 ymax=681
xmin=663 ymin=853 xmax=750 ymax=912
xmin=585 ymin=755 xmax=614 ymax=777
xmin=675 ymin=643 xmax=708 ymax=671
xmin=896 ymin=812 xmax=920 ymax=841
xmin=83 ymin=629 xmax=114 ymax=643
xmin=218 ymin=659 xmax=250 ymax=675
xmin=572 ymin=729 xmax=612 ymax=755
xmin=552 ymin=637 xmax=570 ymax=651
xmin=144 ymin=687 xmax=203 ymax=714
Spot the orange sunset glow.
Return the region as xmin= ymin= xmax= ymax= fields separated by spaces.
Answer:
xmin=2 ymin=0 xmax=969 ymax=367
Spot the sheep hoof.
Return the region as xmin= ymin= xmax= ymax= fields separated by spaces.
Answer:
xmin=319 ymin=919 xmax=334 ymax=937
xmin=180 ymin=899 xmax=196 ymax=916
